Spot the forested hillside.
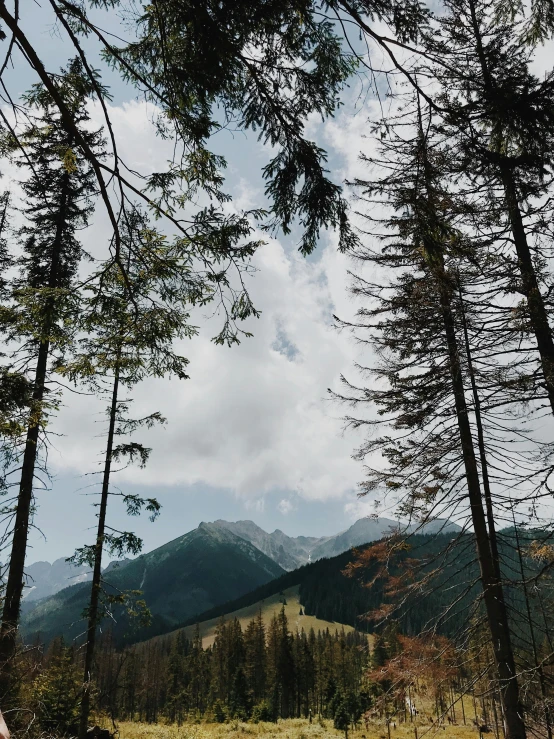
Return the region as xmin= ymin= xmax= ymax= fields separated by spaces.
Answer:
xmin=22 ymin=523 xmax=284 ymax=645
xmin=175 ymin=528 xmax=554 ymax=642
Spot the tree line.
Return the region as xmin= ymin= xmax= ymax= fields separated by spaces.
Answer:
xmin=20 ymin=609 xmax=371 ymax=734
xmin=21 ymin=606 xmax=542 ymax=739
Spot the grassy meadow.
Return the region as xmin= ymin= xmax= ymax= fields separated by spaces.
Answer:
xmin=177 ymin=585 xmax=357 ymax=648
xmin=117 ymin=717 xmax=480 ymax=739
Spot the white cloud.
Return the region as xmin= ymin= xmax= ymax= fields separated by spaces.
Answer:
xmin=277 ymin=498 xmax=295 ymax=515
xmin=42 ymin=99 xmax=368 ymax=503
xmin=344 ymin=498 xmax=391 ymax=521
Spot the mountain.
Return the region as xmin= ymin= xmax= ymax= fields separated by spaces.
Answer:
xmin=309 ymin=517 xmax=400 ymax=560
xmin=212 ymin=519 xmax=319 ymax=570
xmin=21 ymin=556 xmax=132 ymax=604
xmin=22 ymin=522 xmax=285 ymax=645
xmin=23 ymin=517 xmax=461 ymax=603
xmin=21 ymin=516 xmax=463 ymax=644
xmin=22 ymin=558 xmax=91 ymax=602
xmin=166 ymin=530 xmax=473 ymax=640
xmin=310 ymin=517 xmax=462 ymax=560
xmin=211 ymin=517 xmax=462 ymax=570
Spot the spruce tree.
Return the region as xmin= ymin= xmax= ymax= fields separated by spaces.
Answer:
xmin=0 ymin=59 xmax=103 ymax=697
xmin=32 ymin=639 xmax=82 ymax=737
xmin=60 ymin=206 xmax=211 ymax=738
xmin=337 ymin=97 xmax=527 ymax=738
xmin=424 ymin=0 xmax=554 ymax=416
xmin=244 ymin=610 xmax=267 ymax=705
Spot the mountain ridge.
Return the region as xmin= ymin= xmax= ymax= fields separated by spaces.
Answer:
xmin=24 ymin=516 xmax=463 ymax=601
xmin=210 ymin=516 xmax=462 ymax=570
xmin=22 ymin=521 xmax=285 ymax=645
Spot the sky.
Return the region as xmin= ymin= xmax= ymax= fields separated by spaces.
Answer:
xmin=2 ymin=3 xmax=389 ymax=564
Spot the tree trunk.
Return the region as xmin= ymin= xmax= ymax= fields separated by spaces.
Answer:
xmin=0 ymin=173 xmax=70 ymax=700
xmin=78 ymin=365 xmax=120 ymax=739
xmin=512 ymin=514 xmax=552 ymax=739
xmin=0 ymin=340 xmax=49 ymax=698
xmin=457 ymin=279 xmax=501 ymax=579
xmin=435 ymin=262 xmax=526 ymax=739
xmin=500 ymin=170 xmax=554 ymax=415
xmin=416 ymin=88 xmax=525 ymax=737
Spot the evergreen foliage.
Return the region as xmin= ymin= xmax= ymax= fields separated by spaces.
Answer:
xmin=30 ymin=639 xmax=82 ymax=737
xmin=82 ymin=608 xmax=371 ymax=725
xmin=0 ymin=59 xmax=103 ymax=698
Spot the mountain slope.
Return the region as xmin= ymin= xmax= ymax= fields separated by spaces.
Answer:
xmin=178 ymin=584 xmax=356 ymax=648
xmin=212 ymin=517 xmax=462 ymax=570
xmin=174 ymin=531 xmax=479 ymax=639
xmin=23 ymin=558 xmax=91 ymax=602
xmin=22 ymin=522 xmax=285 ymax=645
xmin=23 ymin=517 xmax=462 ymax=601
xmin=212 ymin=520 xmax=319 ymax=570
xmin=309 ymin=517 xmax=400 ymax=560
xmin=211 ymin=517 xmax=405 ymax=570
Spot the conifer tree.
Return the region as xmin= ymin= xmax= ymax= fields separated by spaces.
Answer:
xmin=0 ymin=0 xmax=374 ymax=266
xmin=336 ymin=97 xmax=527 ymax=738
xmin=32 ymin=638 xmax=82 ymax=737
xmin=424 ymin=0 xmax=554 ymax=416
xmin=60 ymin=207 xmax=213 ymax=738
xmin=0 ymin=192 xmax=31 ymax=454
xmin=245 ymin=611 xmax=267 ymax=705
xmin=0 ymin=59 xmax=103 ymax=696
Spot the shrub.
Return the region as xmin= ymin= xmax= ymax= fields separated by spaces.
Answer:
xmin=251 ymin=700 xmax=273 ymax=723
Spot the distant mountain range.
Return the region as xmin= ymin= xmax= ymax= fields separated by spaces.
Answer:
xmin=213 ymin=516 xmax=461 ymax=569
xmin=22 ymin=556 xmax=133 ymax=603
xmin=23 ymin=558 xmax=91 ymax=602
xmin=21 ymin=516 xmax=462 ymax=645
xmin=22 ymin=522 xmax=285 ymax=644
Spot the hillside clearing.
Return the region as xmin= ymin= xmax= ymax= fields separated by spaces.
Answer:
xmin=178 ymin=585 xmax=357 ymax=647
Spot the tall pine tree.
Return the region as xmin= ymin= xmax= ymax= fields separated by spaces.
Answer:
xmin=0 ymin=59 xmax=103 ymax=698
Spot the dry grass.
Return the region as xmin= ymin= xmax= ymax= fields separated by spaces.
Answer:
xmin=117 ymin=717 xmax=480 ymax=739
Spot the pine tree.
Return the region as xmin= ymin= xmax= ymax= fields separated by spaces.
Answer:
xmin=0 ymin=59 xmax=103 ymax=698
xmin=32 ymin=638 xmax=82 ymax=737
xmin=425 ymin=0 xmax=554 ymax=417
xmin=166 ymin=631 xmax=189 ymax=724
xmin=244 ymin=610 xmax=267 ymax=705
xmin=337 ymin=95 xmax=527 ymax=738
xmin=333 ymin=691 xmax=351 ymax=739
xmin=61 ymin=206 xmax=209 ymax=738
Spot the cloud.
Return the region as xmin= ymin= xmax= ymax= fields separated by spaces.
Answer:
xmin=277 ymin=498 xmax=295 ymax=515
xmin=41 ymin=99 xmax=367 ymax=503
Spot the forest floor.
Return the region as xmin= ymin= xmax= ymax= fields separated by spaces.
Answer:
xmin=117 ymin=718 xmax=480 ymax=739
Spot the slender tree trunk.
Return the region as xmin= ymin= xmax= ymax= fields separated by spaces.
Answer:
xmin=500 ymin=170 xmax=554 ymax=414
xmin=434 ymin=263 xmax=526 ymax=739
xmin=0 ymin=174 xmax=70 ymax=699
xmin=416 ymin=94 xmax=525 ymax=737
xmin=493 ymin=697 xmax=501 ymax=739
xmin=0 ymin=340 xmax=49 ymax=697
xmin=512 ymin=514 xmax=552 ymax=739
xmin=457 ymin=280 xmax=501 ymax=580
xmin=78 ymin=365 xmax=120 ymax=739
